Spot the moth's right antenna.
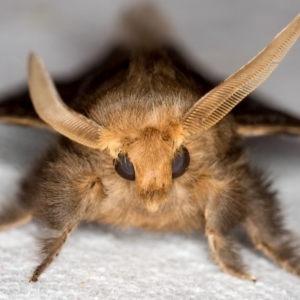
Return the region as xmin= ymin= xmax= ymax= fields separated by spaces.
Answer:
xmin=28 ymin=53 xmax=103 ymax=149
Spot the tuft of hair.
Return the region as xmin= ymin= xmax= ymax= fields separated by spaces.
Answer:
xmin=117 ymin=3 xmax=175 ymax=49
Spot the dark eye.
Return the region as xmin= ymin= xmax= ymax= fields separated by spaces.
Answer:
xmin=114 ymin=154 xmax=135 ymax=181
xmin=172 ymin=147 xmax=190 ymax=179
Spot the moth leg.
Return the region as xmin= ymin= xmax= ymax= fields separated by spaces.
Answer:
xmin=245 ymin=219 xmax=300 ymax=276
xmin=204 ymin=184 xmax=255 ymax=281
xmin=24 ymin=144 xmax=104 ymax=281
xmin=205 ymin=230 xmax=255 ymax=281
xmin=30 ymin=225 xmax=76 ymax=282
xmin=243 ymin=183 xmax=300 ymax=276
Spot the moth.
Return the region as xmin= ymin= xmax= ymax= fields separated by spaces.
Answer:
xmin=0 ymin=6 xmax=300 ymax=282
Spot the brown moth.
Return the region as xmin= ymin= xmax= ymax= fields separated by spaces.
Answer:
xmin=0 ymin=6 xmax=300 ymax=282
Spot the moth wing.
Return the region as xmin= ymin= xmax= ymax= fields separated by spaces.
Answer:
xmin=0 ymin=89 xmax=48 ymax=129
xmin=166 ymin=46 xmax=300 ymax=138
xmin=0 ymin=46 xmax=128 ymax=130
xmin=2 ymin=42 xmax=299 ymax=137
xmin=0 ymin=81 xmax=79 ymax=130
xmin=187 ymin=64 xmax=300 ymax=138
xmin=232 ymin=97 xmax=300 ymax=137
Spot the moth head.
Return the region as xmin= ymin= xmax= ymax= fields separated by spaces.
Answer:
xmin=111 ymin=126 xmax=190 ymax=212
xmin=28 ymin=14 xmax=300 ymax=211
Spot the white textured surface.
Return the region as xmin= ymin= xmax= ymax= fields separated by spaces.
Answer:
xmin=0 ymin=1 xmax=300 ymax=299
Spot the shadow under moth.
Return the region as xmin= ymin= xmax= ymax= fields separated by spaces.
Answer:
xmin=0 ymin=6 xmax=300 ymax=282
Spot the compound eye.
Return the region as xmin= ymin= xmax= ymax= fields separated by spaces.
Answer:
xmin=172 ymin=147 xmax=190 ymax=179
xmin=114 ymin=154 xmax=135 ymax=181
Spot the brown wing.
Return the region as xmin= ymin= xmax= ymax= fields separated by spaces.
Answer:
xmin=0 ymin=81 xmax=79 ymax=130
xmin=183 ymin=66 xmax=300 ymax=138
xmin=164 ymin=47 xmax=300 ymax=138
xmin=1 ymin=44 xmax=300 ymax=137
xmin=0 ymin=46 xmax=129 ymax=130
xmin=0 ymin=89 xmax=48 ymax=129
xmin=0 ymin=44 xmax=210 ymax=130
xmin=232 ymin=97 xmax=300 ymax=137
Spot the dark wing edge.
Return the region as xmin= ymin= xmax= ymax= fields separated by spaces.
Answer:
xmin=166 ymin=47 xmax=300 ymax=138
xmin=232 ymin=97 xmax=300 ymax=137
xmin=0 ymin=46 xmax=130 ymax=130
xmin=0 ymin=88 xmax=50 ymax=129
xmin=0 ymin=75 xmax=87 ymax=130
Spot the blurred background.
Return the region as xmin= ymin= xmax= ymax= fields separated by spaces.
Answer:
xmin=0 ymin=1 xmax=300 ymax=298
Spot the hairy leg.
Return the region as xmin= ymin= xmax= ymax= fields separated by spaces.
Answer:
xmin=243 ymin=172 xmax=300 ymax=276
xmin=30 ymin=225 xmax=76 ymax=282
xmin=21 ymin=143 xmax=104 ymax=281
xmin=203 ymin=176 xmax=255 ymax=280
xmin=206 ymin=232 xmax=255 ymax=280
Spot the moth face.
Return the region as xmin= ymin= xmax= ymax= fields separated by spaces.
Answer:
xmin=114 ymin=127 xmax=189 ymax=212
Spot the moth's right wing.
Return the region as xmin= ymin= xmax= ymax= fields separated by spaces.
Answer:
xmin=0 ymin=81 xmax=77 ymax=130
xmin=0 ymin=46 xmax=129 ymax=130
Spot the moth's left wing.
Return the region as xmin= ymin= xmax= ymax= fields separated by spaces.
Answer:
xmin=186 ymin=65 xmax=300 ymax=138
xmin=232 ymin=97 xmax=300 ymax=137
xmin=165 ymin=46 xmax=300 ymax=138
